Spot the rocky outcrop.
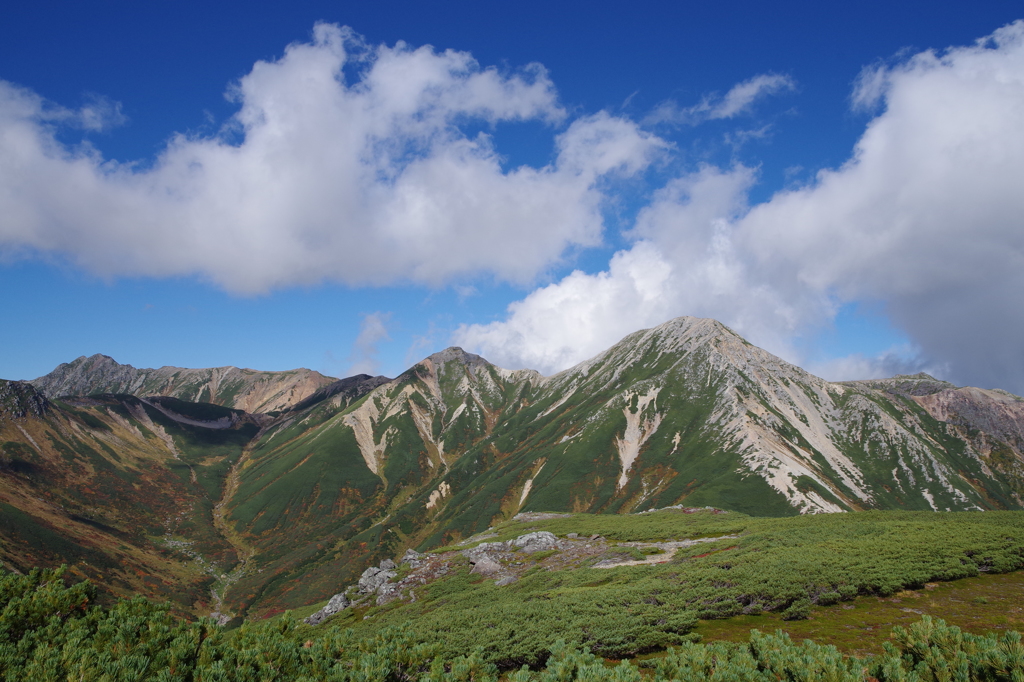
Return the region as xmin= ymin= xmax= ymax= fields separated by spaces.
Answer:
xmin=358 ymin=561 xmax=397 ymax=594
xmin=303 ymin=592 xmax=350 ymax=625
xmin=512 ymin=531 xmax=559 ymax=553
xmin=0 ymin=381 xmax=48 ymax=421
xmin=400 ymin=549 xmax=425 ymax=568
xmin=306 ymin=526 xmax=717 ymax=618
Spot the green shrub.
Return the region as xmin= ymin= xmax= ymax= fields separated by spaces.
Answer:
xmin=780 ymin=597 xmax=812 ymax=621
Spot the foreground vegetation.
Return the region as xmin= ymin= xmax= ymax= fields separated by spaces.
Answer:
xmin=7 ymin=508 xmax=1024 ymax=680
xmin=693 ymin=568 xmax=1024 ymax=656
xmin=5 ymin=567 xmax=1024 ymax=681
xmin=324 ymin=508 xmax=1024 ymax=666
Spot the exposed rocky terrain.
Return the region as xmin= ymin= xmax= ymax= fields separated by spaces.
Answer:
xmin=303 ymin=508 xmax=740 ymax=626
xmin=5 ymin=316 xmax=1024 ymax=619
xmin=31 ymin=354 xmax=340 ymax=413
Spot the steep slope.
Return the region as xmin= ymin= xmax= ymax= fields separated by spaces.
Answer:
xmin=32 ymin=354 xmax=337 ymax=413
xmin=848 ymin=374 xmax=1024 ymax=498
xmin=287 ymin=374 xmax=393 ymax=413
xmin=214 ymin=318 xmax=1024 ymax=616
xmin=429 ymin=318 xmax=1014 ymax=525
xmin=0 ymin=380 xmax=258 ymax=613
xmin=220 ymin=347 xmax=538 ymax=613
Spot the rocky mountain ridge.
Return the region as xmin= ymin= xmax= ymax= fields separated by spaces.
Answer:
xmin=4 ymin=316 xmax=1024 ymax=619
xmin=31 ymin=354 xmax=341 ymax=414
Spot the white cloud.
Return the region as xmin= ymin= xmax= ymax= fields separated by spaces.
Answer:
xmin=0 ymin=24 xmax=664 ymax=293
xmin=459 ymin=21 xmax=1024 ymax=394
xmin=455 ymin=242 xmax=675 ymax=373
xmin=714 ymin=74 xmax=797 ymax=119
xmin=739 ymin=19 xmax=1024 ymax=391
xmin=456 ymin=166 xmax=820 ymax=374
xmin=805 ymin=346 xmax=945 ymax=384
xmin=645 ymin=73 xmax=795 ymax=126
xmin=347 ymin=311 xmax=392 ymax=375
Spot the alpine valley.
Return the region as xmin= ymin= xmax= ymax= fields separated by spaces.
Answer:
xmin=2 ymin=316 xmax=1024 ymax=620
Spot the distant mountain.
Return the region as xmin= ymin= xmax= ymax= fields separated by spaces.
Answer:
xmin=31 ymin=354 xmax=341 ymax=413
xmin=4 ymin=316 xmax=1024 ymax=619
xmin=216 ymin=317 xmax=1024 ymax=615
xmin=287 ymin=374 xmax=393 ymax=413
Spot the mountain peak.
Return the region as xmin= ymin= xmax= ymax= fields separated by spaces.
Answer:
xmin=421 ymin=347 xmax=493 ymax=373
xmin=842 ymin=373 xmax=957 ymax=397
xmin=71 ymin=353 xmax=137 ymax=371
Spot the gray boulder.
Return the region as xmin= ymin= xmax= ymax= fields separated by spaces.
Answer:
xmin=461 ymin=541 xmax=509 ymax=564
xmin=379 ymin=558 xmax=396 ymax=570
xmin=400 ymin=549 xmax=425 ymax=567
xmin=513 ymin=531 xmax=558 ymax=553
xmin=304 ymin=592 xmax=350 ymax=625
xmin=358 ymin=566 xmax=397 ymax=594
xmin=468 ymin=553 xmax=502 ymax=576
xmin=375 ymin=582 xmax=401 ymax=605
xmin=476 ymin=541 xmax=511 ymax=553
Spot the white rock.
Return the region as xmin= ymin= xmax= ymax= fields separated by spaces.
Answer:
xmin=513 ymin=531 xmax=558 ymax=553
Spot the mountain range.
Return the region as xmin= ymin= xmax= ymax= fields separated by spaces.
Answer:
xmin=2 ymin=316 xmax=1023 ymax=618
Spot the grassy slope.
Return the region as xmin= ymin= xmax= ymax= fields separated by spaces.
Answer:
xmin=218 ymin=337 xmax=1024 ymax=617
xmin=313 ymin=508 xmax=1024 ymax=668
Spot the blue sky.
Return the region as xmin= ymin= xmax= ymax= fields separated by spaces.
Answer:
xmin=2 ymin=0 xmax=1023 ymax=393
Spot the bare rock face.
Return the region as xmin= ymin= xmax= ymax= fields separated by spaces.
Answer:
xmin=914 ymin=387 xmax=1024 ymax=454
xmin=468 ymin=554 xmax=502 ymax=576
xmin=0 ymin=381 xmax=49 ymax=421
xmin=303 ymin=592 xmax=351 ymax=625
xmin=376 ymin=582 xmax=401 ymax=605
xmin=513 ymin=532 xmax=558 ymax=553
xmin=400 ymin=549 xmax=425 ymax=568
xmin=358 ymin=566 xmax=397 ymax=594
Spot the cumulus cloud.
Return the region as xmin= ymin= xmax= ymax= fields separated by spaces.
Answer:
xmin=459 ymin=21 xmax=1024 ymax=393
xmin=645 ymin=73 xmax=795 ymax=126
xmin=0 ymin=23 xmax=664 ymax=293
xmin=456 ymin=166 xmax=821 ymax=374
xmin=740 ymin=20 xmax=1024 ymax=391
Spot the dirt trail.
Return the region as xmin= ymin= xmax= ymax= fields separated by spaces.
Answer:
xmin=592 ymin=535 xmax=739 ymax=568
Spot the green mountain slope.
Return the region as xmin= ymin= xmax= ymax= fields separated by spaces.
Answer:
xmin=214 ymin=318 xmax=1024 ymax=616
xmin=7 ymin=316 xmax=1024 ymax=619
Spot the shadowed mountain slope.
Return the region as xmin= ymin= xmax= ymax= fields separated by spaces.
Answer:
xmin=0 ymin=381 xmax=258 ymax=612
